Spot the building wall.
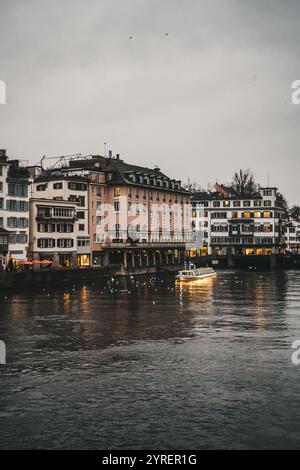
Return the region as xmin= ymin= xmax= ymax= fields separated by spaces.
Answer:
xmin=286 ymin=219 xmax=300 ymax=253
xmin=31 ymin=178 xmax=90 ymax=266
xmin=0 ymin=156 xmax=29 ymax=263
xmin=191 ymin=187 xmax=286 ymax=256
xmin=29 ymin=198 xmax=78 ymax=267
xmin=100 ymin=185 xmax=191 ymax=245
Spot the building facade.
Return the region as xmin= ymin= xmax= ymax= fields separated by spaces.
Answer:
xmin=191 ymin=185 xmax=287 ymax=257
xmin=50 ymin=153 xmax=192 ymax=269
xmin=0 ymin=149 xmax=30 ymax=268
xmin=285 ymin=218 xmax=300 ymax=254
xmin=29 ymin=173 xmax=90 ymax=268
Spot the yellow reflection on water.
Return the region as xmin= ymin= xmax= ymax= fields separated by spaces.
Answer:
xmin=63 ymin=292 xmax=71 ymax=314
xmin=175 ymin=276 xmax=216 ymax=302
xmin=80 ymin=286 xmax=89 ymax=318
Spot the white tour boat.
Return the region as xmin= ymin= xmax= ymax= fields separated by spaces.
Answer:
xmin=175 ymin=267 xmax=217 ymax=281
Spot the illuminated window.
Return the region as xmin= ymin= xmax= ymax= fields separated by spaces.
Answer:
xmin=254 ymin=211 xmax=261 ymax=218
xmin=263 ymin=211 xmax=271 ymax=218
xmin=223 ymin=200 xmax=230 ymax=207
xmin=256 ymin=248 xmax=263 ymax=256
xmin=231 ymin=211 xmax=238 ymax=218
xmin=245 ymin=248 xmax=254 ymax=255
xmin=243 ymin=212 xmax=251 ymax=219
xmin=114 ymin=187 xmax=121 ymax=197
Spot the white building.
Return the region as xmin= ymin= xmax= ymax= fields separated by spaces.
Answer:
xmin=0 ymin=150 xmax=30 ymax=267
xmin=285 ymin=219 xmax=300 ymax=253
xmin=30 ymin=173 xmax=90 ymax=267
xmin=191 ymin=185 xmax=286 ymax=257
xmin=29 ymin=198 xmax=78 ymax=268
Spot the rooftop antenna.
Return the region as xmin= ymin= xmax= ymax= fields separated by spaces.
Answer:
xmin=267 ymin=172 xmax=270 ymax=187
xmin=104 ymin=142 xmax=107 ymax=157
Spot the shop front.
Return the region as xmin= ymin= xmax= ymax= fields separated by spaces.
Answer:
xmin=77 ymin=254 xmax=90 ymax=268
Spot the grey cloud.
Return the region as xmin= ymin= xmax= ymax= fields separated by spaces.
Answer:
xmin=0 ymin=0 xmax=299 ymax=204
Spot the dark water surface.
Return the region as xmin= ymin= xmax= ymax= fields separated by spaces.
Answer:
xmin=0 ymin=270 xmax=300 ymax=449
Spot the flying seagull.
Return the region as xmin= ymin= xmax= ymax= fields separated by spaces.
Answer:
xmin=164 ymin=32 xmax=169 ymax=36
xmin=129 ymin=36 xmax=133 ymax=39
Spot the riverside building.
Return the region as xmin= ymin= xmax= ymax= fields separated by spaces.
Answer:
xmin=51 ymin=153 xmax=192 ymax=269
xmin=191 ymin=184 xmax=287 ymax=257
xmin=29 ymin=172 xmax=90 ymax=268
xmin=0 ymin=149 xmax=30 ymax=268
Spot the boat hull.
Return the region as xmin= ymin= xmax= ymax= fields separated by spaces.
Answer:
xmin=175 ymin=272 xmax=217 ymax=281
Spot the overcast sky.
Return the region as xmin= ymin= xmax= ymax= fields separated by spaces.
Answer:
xmin=0 ymin=0 xmax=299 ymax=204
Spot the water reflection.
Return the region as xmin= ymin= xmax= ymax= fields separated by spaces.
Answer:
xmin=0 ymin=271 xmax=300 ymax=449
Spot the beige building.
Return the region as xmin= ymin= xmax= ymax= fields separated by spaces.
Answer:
xmin=29 ymin=174 xmax=90 ymax=267
xmin=65 ymin=154 xmax=192 ymax=269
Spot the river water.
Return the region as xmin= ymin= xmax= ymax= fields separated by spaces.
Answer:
xmin=0 ymin=270 xmax=300 ymax=449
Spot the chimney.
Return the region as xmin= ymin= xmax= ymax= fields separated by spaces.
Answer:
xmin=116 ymin=153 xmax=120 ymax=160
xmin=108 ymin=150 xmax=112 ymax=158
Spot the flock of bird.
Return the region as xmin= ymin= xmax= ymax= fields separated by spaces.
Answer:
xmin=129 ymin=32 xmax=169 ymax=39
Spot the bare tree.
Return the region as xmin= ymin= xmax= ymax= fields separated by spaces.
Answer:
xmin=290 ymin=205 xmax=300 ymax=220
xmin=231 ymin=169 xmax=258 ymax=197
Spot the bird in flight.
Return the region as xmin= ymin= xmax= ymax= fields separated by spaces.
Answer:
xmin=164 ymin=32 xmax=169 ymax=37
xmin=129 ymin=36 xmax=133 ymax=39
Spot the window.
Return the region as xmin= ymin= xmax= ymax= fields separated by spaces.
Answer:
xmin=36 ymin=184 xmax=47 ymax=192
xmin=77 ymin=196 xmax=85 ymax=207
xmin=243 ymin=212 xmax=251 ymax=219
xmin=0 ymin=198 xmax=4 ymax=209
xmin=37 ymin=238 xmax=55 ymax=248
xmin=243 ymin=200 xmax=251 ymax=207
xmin=53 ymin=207 xmax=74 ymax=218
xmin=19 ymin=201 xmax=29 ymax=212
xmin=0 ymin=182 xmax=3 ymax=192
xmin=79 ymin=224 xmax=85 ymax=231
xmin=6 ymin=200 xmax=29 ymax=212
xmin=37 ymin=207 xmax=51 ymax=218
xmin=53 ymin=182 xmax=63 ymax=190
xmin=213 ymin=201 xmax=220 ymax=207
xmin=264 ymin=200 xmax=271 ymax=207
xmin=223 ymin=200 xmax=230 ymax=207
xmin=231 ymin=211 xmax=238 ymax=219
xmin=57 ymin=224 xmax=73 ymax=233
xmin=114 ymin=187 xmax=121 ymax=197
xmin=254 ymin=211 xmax=261 ymax=218
xmin=233 ymin=201 xmax=241 ymax=207
xmin=254 ymin=200 xmax=262 ymax=207
xmin=263 ymin=211 xmax=271 ymax=218
xmin=263 ymin=189 xmax=272 ymax=196
xmin=114 ymin=201 xmax=120 ymax=212
xmin=68 ymin=182 xmax=87 ymax=191
xmin=38 ymin=223 xmax=55 ymax=233
xmin=0 ymin=217 xmax=3 ymax=228
xmin=77 ymin=211 xmax=85 ymax=219
xmin=77 ymin=237 xmax=90 ymax=247
xmin=96 ymin=187 xmax=101 ymax=197
xmin=57 ymin=239 xmax=74 ymax=248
